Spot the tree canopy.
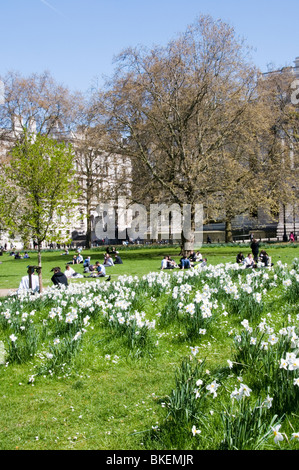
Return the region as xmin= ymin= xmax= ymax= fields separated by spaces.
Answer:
xmin=1 ymin=132 xmax=80 ymax=291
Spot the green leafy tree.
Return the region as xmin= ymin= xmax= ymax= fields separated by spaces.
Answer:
xmin=2 ymin=132 xmax=80 ymax=292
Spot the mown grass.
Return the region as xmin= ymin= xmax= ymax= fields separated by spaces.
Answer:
xmin=0 ymin=242 xmax=299 ymax=451
xmin=1 ymin=242 xmax=298 ymax=290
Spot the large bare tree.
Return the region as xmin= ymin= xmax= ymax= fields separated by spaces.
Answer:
xmin=0 ymin=70 xmax=81 ymax=147
xmin=96 ymin=15 xmax=261 ymax=252
xmin=254 ymin=67 xmax=299 ymax=240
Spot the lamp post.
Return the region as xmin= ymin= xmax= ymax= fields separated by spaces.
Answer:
xmin=292 ymin=185 xmax=297 ymax=241
xmin=283 ymin=203 xmax=288 ymax=242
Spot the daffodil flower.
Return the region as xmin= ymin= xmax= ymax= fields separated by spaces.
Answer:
xmin=191 ymin=425 xmax=201 ymax=436
xmin=271 ymin=425 xmax=284 ymax=444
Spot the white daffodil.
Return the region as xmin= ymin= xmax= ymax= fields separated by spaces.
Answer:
xmin=280 ymin=358 xmax=288 ymax=370
xmin=288 ymin=357 xmax=299 ymax=371
xmin=190 ymin=346 xmax=199 ymax=356
xmin=230 ymin=387 xmax=243 ymax=401
xmin=239 ymin=383 xmax=252 ymax=397
xmin=262 ymin=395 xmax=273 ymax=409
xmin=271 ymin=425 xmax=284 ymax=444
xmin=191 ymin=425 xmax=201 ymax=436
xmin=206 ymin=380 xmax=219 ymax=398
xmin=268 ymin=334 xmax=278 ymax=345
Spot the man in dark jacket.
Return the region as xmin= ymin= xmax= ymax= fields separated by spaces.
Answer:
xmin=114 ymin=252 xmax=123 ymax=264
xmin=51 ymin=267 xmax=68 ymax=288
xmin=250 ymin=239 xmax=260 ymax=263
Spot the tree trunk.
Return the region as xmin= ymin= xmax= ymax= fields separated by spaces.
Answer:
xmin=85 ymin=200 xmax=92 ymax=249
xmin=225 ymin=218 xmax=233 ymax=243
xmin=180 ymin=204 xmax=196 ymax=256
xmin=180 ymin=232 xmax=194 ymax=256
xmin=86 ymin=215 xmax=92 ymax=249
xmin=37 ymin=242 xmax=43 ymax=293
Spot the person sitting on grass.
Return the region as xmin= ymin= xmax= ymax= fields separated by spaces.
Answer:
xmin=114 ymin=252 xmax=123 ymax=264
xmin=51 ymin=267 xmax=68 ymax=288
xmin=17 ymin=267 xmax=39 ymax=294
xmin=188 ymin=251 xmax=197 ymax=264
xmin=179 ymin=255 xmax=191 ymax=270
xmin=84 ymin=263 xmax=94 ymax=274
xmin=76 ymin=252 xmax=84 ymax=264
xmin=85 ymin=261 xmax=106 ymax=278
xmin=64 ymin=264 xmax=83 ymax=279
xmin=259 ymin=250 xmax=273 ymax=267
xmin=243 ymin=253 xmax=255 ymax=269
xmin=103 ymin=253 xmax=114 ymax=267
xmin=167 ymin=256 xmax=177 ymax=269
xmin=236 ymin=252 xmax=245 ymax=264
xmin=84 ymin=265 xmax=96 ymax=277
xmin=161 ymin=256 xmax=175 ymax=269
xmin=70 ymin=254 xmax=77 ymax=264
xmin=194 ymin=252 xmax=203 ymax=263
xmin=83 ymin=256 xmax=91 ymax=268
xmin=95 ymin=261 xmax=106 ymax=277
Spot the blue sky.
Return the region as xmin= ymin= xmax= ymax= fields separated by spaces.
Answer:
xmin=1 ymin=0 xmax=299 ymax=93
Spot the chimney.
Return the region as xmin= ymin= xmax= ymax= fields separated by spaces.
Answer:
xmin=294 ymin=57 xmax=299 ymax=78
xmin=28 ymin=117 xmax=37 ymax=134
xmin=12 ymin=115 xmax=24 ymax=137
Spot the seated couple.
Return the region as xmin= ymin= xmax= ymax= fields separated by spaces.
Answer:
xmin=84 ymin=261 xmax=107 ymax=277
xmin=179 ymin=255 xmax=207 ymax=269
xmin=161 ymin=256 xmax=178 ymax=270
xmin=161 ymin=254 xmax=207 ymax=270
xmin=242 ymin=251 xmax=273 ymax=269
xmin=259 ymin=250 xmax=273 ymax=267
xmin=68 ymin=253 xmax=83 ymax=264
xmin=188 ymin=251 xmax=203 ymax=265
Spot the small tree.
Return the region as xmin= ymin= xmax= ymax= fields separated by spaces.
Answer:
xmin=3 ymin=132 xmax=80 ymax=292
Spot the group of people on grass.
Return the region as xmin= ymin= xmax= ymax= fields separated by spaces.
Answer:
xmin=16 ymin=237 xmax=279 ymax=295
xmin=161 ymin=251 xmax=207 ymax=270
xmin=63 ymin=247 xmax=123 ymax=281
xmin=9 ymin=251 xmax=30 ymax=259
xmin=236 ymin=238 xmax=273 ymax=268
xmin=17 ymin=247 xmax=124 ymax=293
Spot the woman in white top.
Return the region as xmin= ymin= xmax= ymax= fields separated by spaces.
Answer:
xmin=64 ymin=265 xmax=76 ymax=278
xmin=17 ymin=267 xmax=39 ymax=293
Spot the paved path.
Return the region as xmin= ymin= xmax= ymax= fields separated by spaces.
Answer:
xmin=0 ymin=289 xmax=17 ymax=297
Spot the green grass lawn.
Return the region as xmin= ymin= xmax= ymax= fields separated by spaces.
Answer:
xmin=0 ymin=242 xmax=299 ymax=451
xmin=1 ymin=242 xmax=298 ymax=290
